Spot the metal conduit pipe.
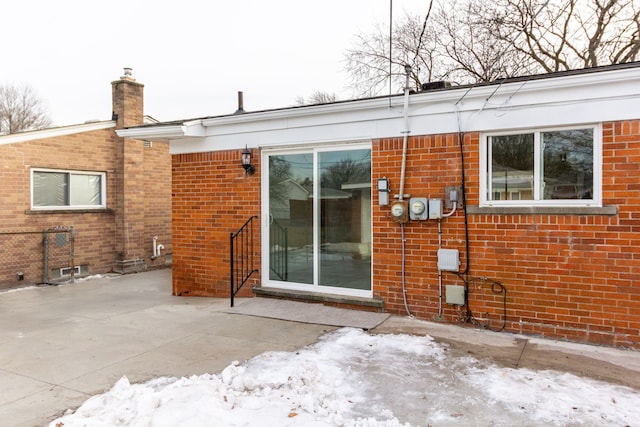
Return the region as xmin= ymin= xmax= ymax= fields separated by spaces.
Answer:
xmin=438 ymin=220 xmax=443 ymax=317
xmin=399 ymin=64 xmax=412 ymax=317
xmin=398 ymin=63 xmax=412 ymax=201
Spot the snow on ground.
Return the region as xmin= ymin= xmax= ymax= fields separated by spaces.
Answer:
xmin=0 ymin=285 xmax=39 ymax=294
xmin=50 ymin=328 xmax=639 ymax=427
xmin=0 ymin=275 xmax=108 ymax=295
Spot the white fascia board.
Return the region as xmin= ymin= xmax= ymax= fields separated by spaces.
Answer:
xmin=199 ymin=99 xmax=402 ymax=141
xmin=168 ymin=99 xmax=406 ymax=154
xmin=166 ymin=66 xmax=640 ymax=154
xmin=0 ymin=121 xmax=115 ymax=146
xmin=449 ymin=69 xmax=640 ymax=133
xmin=201 ymin=96 xmax=398 ymax=127
xmin=116 ymin=120 xmax=205 ymax=140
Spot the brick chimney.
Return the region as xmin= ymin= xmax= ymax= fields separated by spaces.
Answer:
xmin=111 ymin=67 xmax=144 ymax=129
xmin=112 ymin=68 xmax=146 ymax=273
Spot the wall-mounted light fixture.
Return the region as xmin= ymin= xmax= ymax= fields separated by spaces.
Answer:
xmin=241 ymin=145 xmax=255 ymax=175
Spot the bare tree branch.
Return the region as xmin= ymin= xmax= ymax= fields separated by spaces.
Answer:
xmin=0 ymin=83 xmax=51 ymax=135
xmin=295 ymin=91 xmax=338 ymax=106
xmin=344 ymin=0 xmax=639 ymax=98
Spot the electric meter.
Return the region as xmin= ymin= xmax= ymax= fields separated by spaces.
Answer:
xmin=391 ymin=203 xmax=405 ymax=217
xmin=390 ymin=200 xmax=408 ymax=223
xmin=410 ymin=200 xmax=425 ymax=215
xmin=409 ymin=197 xmax=429 ymax=220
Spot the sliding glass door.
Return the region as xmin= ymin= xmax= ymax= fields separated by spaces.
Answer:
xmin=264 ymin=145 xmax=372 ymax=296
xmin=268 ymin=153 xmax=314 ymax=284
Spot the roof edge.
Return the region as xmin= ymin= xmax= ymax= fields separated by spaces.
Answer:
xmin=0 ymin=121 xmax=116 ymax=145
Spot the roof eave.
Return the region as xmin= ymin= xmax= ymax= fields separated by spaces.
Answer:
xmin=116 ymin=120 xmax=205 ymax=140
xmin=0 ymin=121 xmax=115 ymax=146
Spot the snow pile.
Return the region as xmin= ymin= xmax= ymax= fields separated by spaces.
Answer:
xmin=50 ymin=328 xmax=640 ymax=427
xmin=0 ymin=274 xmax=108 ymax=295
xmin=0 ymin=286 xmax=39 ymax=294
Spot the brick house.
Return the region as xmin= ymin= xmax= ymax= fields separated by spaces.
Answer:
xmin=0 ymin=70 xmax=171 ymax=288
xmin=120 ymin=62 xmax=640 ymax=348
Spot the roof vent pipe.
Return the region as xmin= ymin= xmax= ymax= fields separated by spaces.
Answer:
xmin=234 ymin=91 xmax=245 ymax=114
xmin=121 ymin=67 xmax=135 ymax=81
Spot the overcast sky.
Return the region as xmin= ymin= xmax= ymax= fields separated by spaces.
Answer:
xmin=3 ymin=0 xmax=426 ymax=127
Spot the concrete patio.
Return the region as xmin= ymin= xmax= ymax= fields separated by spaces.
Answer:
xmin=1 ymin=269 xmax=638 ymax=426
xmin=0 ymin=270 xmax=333 ymax=426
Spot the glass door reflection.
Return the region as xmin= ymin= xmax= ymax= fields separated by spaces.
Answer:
xmin=268 ymin=153 xmax=314 ymax=284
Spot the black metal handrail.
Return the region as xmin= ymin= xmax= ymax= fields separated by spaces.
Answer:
xmin=230 ymin=216 xmax=259 ymax=307
xmin=269 ymin=219 xmax=288 ymax=281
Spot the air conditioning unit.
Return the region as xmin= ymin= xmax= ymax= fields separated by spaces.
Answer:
xmin=421 ymin=81 xmax=452 ymax=91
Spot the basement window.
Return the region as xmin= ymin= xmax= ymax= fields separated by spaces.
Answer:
xmin=480 ymin=125 xmax=601 ymax=207
xmin=31 ymin=169 xmax=106 ymax=210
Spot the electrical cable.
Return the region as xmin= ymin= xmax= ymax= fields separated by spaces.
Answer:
xmin=400 ymin=223 xmax=412 ymax=317
xmin=457 ymin=130 xmax=473 ymax=322
xmin=453 ymin=89 xmax=477 ymax=324
xmin=490 ymin=280 xmax=508 ymax=332
xmin=463 ymin=277 xmax=507 ymax=332
xmin=452 ymin=127 xmax=510 ymax=330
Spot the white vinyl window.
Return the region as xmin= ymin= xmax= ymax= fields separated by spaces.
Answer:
xmin=31 ymin=169 xmax=106 ymax=209
xmin=481 ymin=125 xmax=601 ymax=207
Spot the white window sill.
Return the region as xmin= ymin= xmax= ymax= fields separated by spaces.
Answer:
xmin=466 ymin=205 xmax=617 ymax=215
xmin=25 ymin=208 xmax=114 ymax=215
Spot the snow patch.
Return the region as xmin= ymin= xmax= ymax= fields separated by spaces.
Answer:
xmin=50 ymin=328 xmax=640 ymax=427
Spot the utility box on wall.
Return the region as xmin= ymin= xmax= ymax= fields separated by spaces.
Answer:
xmin=438 ymin=248 xmax=460 ymax=271
xmin=429 ymin=199 xmax=443 ymax=219
xmin=446 ymin=285 xmax=465 ymax=305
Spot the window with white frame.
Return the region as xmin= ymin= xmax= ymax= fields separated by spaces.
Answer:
xmin=32 ymin=169 xmax=106 ymax=209
xmin=482 ymin=125 xmax=600 ymax=206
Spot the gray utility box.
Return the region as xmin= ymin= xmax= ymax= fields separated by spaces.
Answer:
xmin=446 ymin=285 xmax=465 ymax=305
xmin=437 ymin=248 xmax=460 ymax=271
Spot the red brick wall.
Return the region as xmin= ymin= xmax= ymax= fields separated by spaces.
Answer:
xmin=373 ymin=134 xmax=468 ymax=319
xmin=0 ymin=129 xmax=120 ymax=275
xmin=372 ymin=120 xmax=640 ymax=348
xmin=171 ymin=149 xmax=260 ymax=297
xmin=0 ymin=128 xmax=172 ymax=283
xmin=171 ymin=120 xmax=639 ymax=347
